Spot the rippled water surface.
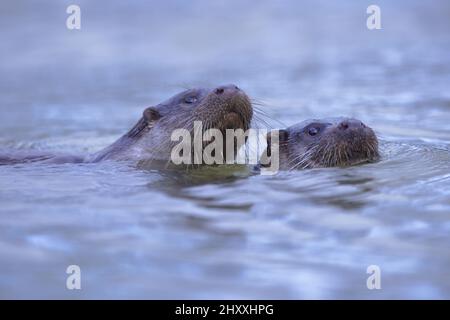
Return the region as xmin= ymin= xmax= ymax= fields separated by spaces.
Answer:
xmin=1 ymin=0 xmax=450 ymax=298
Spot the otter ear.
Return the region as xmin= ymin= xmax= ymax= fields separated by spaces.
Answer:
xmin=126 ymin=107 xmax=161 ymax=139
xmin=143 ymin=107 xmax=161 ymax=123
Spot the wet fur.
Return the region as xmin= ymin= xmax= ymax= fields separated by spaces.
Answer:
xmin=264 ymin=118 xmax=379 ymax=170
xmin=0 ymin=85 xmax=253 ymax=166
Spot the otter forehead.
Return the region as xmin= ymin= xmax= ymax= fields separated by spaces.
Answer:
xmin=154 ymin=88 xmax=210 ymax=116
xmin=153 ymin=85 xmax=247 ymax=117
xmin=287 ymin=117 xmax=355 ymax=133
xmin=163 ymin=88 xmax=210 ymax=103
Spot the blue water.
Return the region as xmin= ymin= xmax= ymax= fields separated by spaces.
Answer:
xmin=0 ymin=0 xmax=450 ymax=298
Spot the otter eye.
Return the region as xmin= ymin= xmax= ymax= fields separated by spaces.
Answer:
xmin=184 ymin=96 xmax=197 ymax=104
xmin=308 ymin=127 xmax=319 ymax=136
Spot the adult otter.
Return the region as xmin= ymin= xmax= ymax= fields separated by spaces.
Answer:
xmin=262 ymin=117 xmax=379 ymax=170
xmin=0 ymin=85 xmax=253 ymax=166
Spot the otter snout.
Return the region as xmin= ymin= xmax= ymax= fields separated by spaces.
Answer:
xmin=322 ymin=118 xmax=379 ymax=166
xmin=214 ymin=84 xmax=240 ymax=95
xmin=337 ymin=119 xmax=366 ymax=131
xmin=331 ymin=118 xmax=374 ymax=140
xmin=202 ymin=84 xmax=252 ymax=131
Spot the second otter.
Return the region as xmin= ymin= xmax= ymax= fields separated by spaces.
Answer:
xmin=262 ymin=117 xmax=379 ymax=170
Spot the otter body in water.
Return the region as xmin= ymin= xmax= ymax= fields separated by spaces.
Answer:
xmin=262 ymin=117 xmax=379 ymax=170
xmin=0 ymin=85 xmax=253 ymax=166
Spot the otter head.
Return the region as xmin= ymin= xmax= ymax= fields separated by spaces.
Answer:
xmin=266 ymin=118 xmax=379 ymax=169
xmin=123 ymin=84 xmax=252 ymax=164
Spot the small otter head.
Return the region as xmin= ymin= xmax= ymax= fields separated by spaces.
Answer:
xmin=269 ymin=118 xmax=379 ymax=169
xmin=127 ymin=85 xmax=252 ymax=163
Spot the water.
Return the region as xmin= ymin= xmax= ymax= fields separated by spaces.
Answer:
xmin=1 ymin=0 xmax=450 ymax=299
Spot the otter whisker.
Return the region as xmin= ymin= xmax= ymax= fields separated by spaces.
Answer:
xmin=287 ymin=145 xmax=319 ymax=170
xmin=253 ymin=106 xmax=286 ymax=127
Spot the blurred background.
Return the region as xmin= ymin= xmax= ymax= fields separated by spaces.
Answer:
xmin=2 ymin=0 xmax=449 ymax=142
xmin=0 ymin=0 xmax=449 ymax=299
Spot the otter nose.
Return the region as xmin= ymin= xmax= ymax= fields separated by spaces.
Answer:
xmin=338 ymin=119 xmax=366 ymax=130
xmin=214 ymin=84 xmax=240 ymax=95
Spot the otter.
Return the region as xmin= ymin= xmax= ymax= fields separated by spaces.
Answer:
xmin=261 ymin=117 xmax=379 ymax=170
xmin=0 ymin=84 xmax=253 ymax=166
